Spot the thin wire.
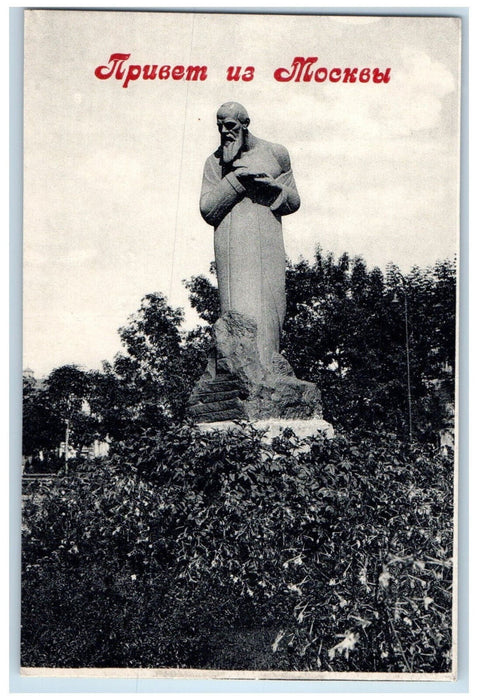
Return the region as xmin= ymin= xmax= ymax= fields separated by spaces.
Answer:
xmin=168 ymin=14 xmax=195 ymax=302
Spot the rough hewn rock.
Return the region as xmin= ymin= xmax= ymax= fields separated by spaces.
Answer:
xmin=188 ymin=311 xmax=324 ymax=423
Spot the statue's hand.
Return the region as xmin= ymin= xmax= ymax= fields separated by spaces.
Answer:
xmin=233 ymin=160 xmax=281 ymax=190
xmin=252 ymin=175 xmax=283 ymax=194
xmin=233 ymin=165 xmax=262 ymax=182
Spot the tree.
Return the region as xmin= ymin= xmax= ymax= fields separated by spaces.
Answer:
xmin=22 ymin=375 xmax=62 ymax=458
xmin=386 ymin=259 xmax=456 ymax=441
xmin=183 ymin=262 xmax=220 ymax=325
xmin=110 ymin=292 xmax=210 ymax=436
xmin=279 ymin=250 xmax=456 ymax=440
xmin=22 ymin=365 xmax=104 ymax=469
xmin=44 ymin=365 xmax=101 ymax=458
xmin=86 ymin=363 xmax=131 ymax=443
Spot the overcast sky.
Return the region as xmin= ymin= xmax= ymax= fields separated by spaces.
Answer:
xmin=23 ymin=11 xmax=461 ymax=377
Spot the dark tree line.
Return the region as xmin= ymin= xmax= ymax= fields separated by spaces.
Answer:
xmin=23 ymin=249 xmax=456 ymax=467
xmin=282 ymin=251 xmax=455 ymax=441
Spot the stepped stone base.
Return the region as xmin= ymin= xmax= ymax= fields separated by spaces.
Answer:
xmin=188 ymin=311 xmax=327 ymax=425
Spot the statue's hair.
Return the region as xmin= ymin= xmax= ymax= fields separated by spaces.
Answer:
xmin=217 ymin=102 xmax=249 ymax=124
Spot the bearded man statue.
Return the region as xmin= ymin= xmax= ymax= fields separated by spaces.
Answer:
xmin=199 ymin=102 xmax=300 ymax=369
xmin=189 ymin=102 xmax=324 ymax=424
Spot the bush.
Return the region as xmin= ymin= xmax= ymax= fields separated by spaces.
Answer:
xmin=22 ymin=426 xmax=453 ymax=672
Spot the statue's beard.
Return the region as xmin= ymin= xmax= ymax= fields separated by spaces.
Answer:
xmin=222 ymin=131 xmax=246 ymax=164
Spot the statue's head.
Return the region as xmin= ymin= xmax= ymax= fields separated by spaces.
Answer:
xmin=216 ymin=102 xmax=250 ymax=164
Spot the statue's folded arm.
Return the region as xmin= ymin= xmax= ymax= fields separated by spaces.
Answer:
xmin=200 ymin=166 xmax=246 ymax=227
xmin=270 ymin=170 xmax=301 ymax=216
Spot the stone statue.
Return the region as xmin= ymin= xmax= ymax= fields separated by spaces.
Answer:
xmin=188 ymin=103 xmax=325 ymax=426
xmin=199 ymin=102 xmax=300 ymax=368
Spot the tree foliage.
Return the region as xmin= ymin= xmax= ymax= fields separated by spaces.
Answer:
xmin=22 ymin=294 xmax=211 ymax=460
xmin=23 ymin=365 xmax=102 ymax=466
xmin=22 ymin=375 xmax=62 ymax=457
xmin=280 ymin=251 xmax=455 ymax=440
xmin=45 ymin=365 xmax=101 ymax=455
xmin=183 ymin=262 xmax=220 ymax=325
xmin=109 ymin=292 xmax=208 ymax=437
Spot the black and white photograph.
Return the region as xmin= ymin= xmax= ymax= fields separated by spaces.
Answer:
xmin=21 ymin=10 xmax=460 ymax=679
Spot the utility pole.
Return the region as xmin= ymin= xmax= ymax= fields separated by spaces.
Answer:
xmin=64 ymin=417 xmax=70 ymax=475
xmin=392 ymin=273 xmax=413 ymax=442
xmin=64 ymin=393 xmax=73 ymax=475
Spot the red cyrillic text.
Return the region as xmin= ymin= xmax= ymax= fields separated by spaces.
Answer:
xmin=226 ymin=66 xmax=255 ymax=81
xmin=273 ymin=57 xmax=391 ymax=84
xmin=94 ymin=53 xmax=208 ymax=87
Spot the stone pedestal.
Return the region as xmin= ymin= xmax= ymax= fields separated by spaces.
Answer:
xmin=197 ymin=417 xmax=334 ymax=442
xmin=188 ymin=311 xmax=328 ymax=426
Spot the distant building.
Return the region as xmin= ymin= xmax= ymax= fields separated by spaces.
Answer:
xmin=59 ymin=437 xmax=110 ymax=460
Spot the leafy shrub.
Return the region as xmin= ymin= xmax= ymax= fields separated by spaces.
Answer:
xmin=22 ymin=426 xmax=453 ymax=672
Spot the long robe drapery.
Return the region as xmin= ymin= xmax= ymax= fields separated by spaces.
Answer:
xmin=200 ymin=136 xmax=300 ymax=368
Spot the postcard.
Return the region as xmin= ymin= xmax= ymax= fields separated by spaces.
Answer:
xmin=21 ymin=10 xmax=461 ymax=679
